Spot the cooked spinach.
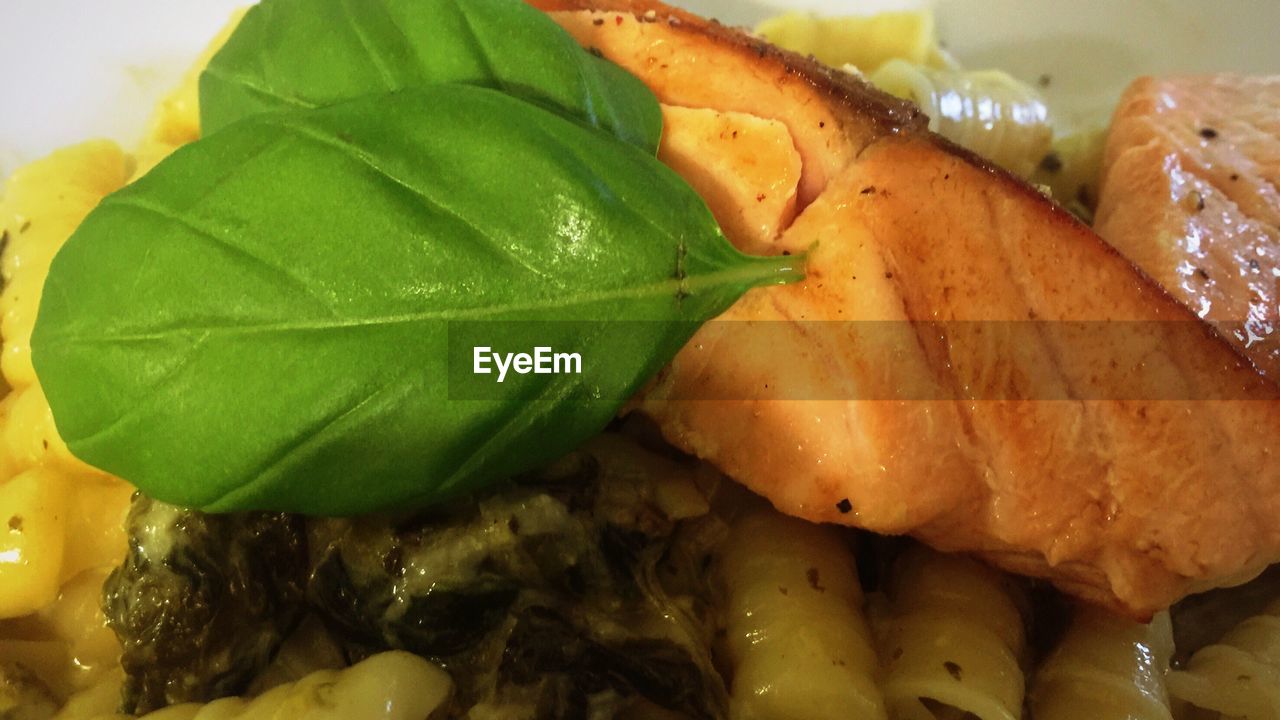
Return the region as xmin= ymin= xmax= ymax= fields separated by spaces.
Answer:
xmin=99 ymin=436 xmax=732 ymax=717
xmin=102 ymin=494 xmax=307 ymax=713
xmin=305 ymin=437 xmax=728 ymax=718
xmin=32 ymin=85 xmax=800 ymax=514
xmin=496 ymin=606 xmax=719 ymax=720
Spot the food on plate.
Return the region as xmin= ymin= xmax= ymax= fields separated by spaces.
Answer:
xmin=32 ymin=82 xmax=796 ymax=517
xmin=171 ymin=652 xmax=452 ymax=720
xmin=1029 ymin=126 xmax=1108 ymax=221
xmin=866 ymin=60 xmax=1052 ymax=178
xmin=103 ymin=436 xmax=727 ymax=716
xmin=0 ymin=168 xmax=133 ymax=716
xmin=31 ymin=0 xmax=811 ymax=520
xmin=754 ymin=10 xmax=954 ymax=73
xmin=656 ymin=106 xmax=803 ymax=255
xmin=103 ymin=497 xmax=307 ymax=711
xmin=754 ymin=8 xmax=1052 ymax=180
xmin=876 ymin=547 xmax=1027 ymax=720
xmin=756 ymin=10 xmax=1104 ymax=218
xmin=549 ymin=0 xmax=1280 ymax=617
xmin=1168 ymin=598 xmax=1280 ymax=718
xmin=719 ymin=507 xmax=884 ymax=719
xmin=67 ymin=651 xmax=452 ymax=720
xmin=1 ymin=0 xmax=1279 ymax=717
xmin=1094 ymin=74 xmax=1280 ymax=378
xmin=1029 ymin=605 xmax=1176 ymax=719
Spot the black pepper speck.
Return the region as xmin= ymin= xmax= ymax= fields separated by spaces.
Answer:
xmin=806 ymin=567 xmax=824 ymax=592
xmin=1038 ymin=152 xmax=1063 ymax=174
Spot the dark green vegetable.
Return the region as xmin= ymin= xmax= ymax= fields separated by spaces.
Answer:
xmin=201 ymin=0 xmax=661 ymax=151
xmin=305 ymin=435 xmax=728 ymax=718
xmin=32 ymin=85 xmax=799 ymax=514
xmin=497 ymin=606 xmax=719 ymax=719
xmin=102 ymin=494 xmax=307 ymax=713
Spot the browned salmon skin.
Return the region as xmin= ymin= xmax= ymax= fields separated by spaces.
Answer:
xmin=536 ymin=0 xmax=1280 ymax=617
xmin=1096 ymin=75 xmax=1280 ymax=379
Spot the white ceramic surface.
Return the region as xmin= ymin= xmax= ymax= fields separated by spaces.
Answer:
xmin=0 ymin=0 xmax=1277 ymax=179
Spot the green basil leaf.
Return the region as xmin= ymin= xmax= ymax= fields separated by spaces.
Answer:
xmin=200 ymin=0 xmax=661 ymax=151
xmin=33 ymin=85 xmax=799 ymax=515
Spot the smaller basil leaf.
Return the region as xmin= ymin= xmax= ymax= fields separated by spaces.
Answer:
xmin=200 ymin=0 xmax=661 ymax=151
xmin=33 ymin=85 xmax=799 ymax=516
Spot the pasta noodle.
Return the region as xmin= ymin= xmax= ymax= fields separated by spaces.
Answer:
xmin=0 ymin=638 xmax=73 ymax=704
xmin=0 ymin=141 xmax=133 ymax=615
xmin=0 ymin=143 xmax=136 ymax=708
xmin=755 ymin=10 xmax=1051 ymax=178
xmin=52 ymin=651 xmax=452 ymax=720
xmin=1 ymin=661 xmax=60 ymax=717
xmin=718 ymin=508 xmax=885 ymax=720
xmin=754 ymin=10 xmax=957 ymax=72
xmin=37 ymin=568 xmax=126 ymax=688
xmin=1030 ymin=605 xmax=1174 ymax=720
xmin=1028 ymin=126 xmax=1107 ymax=221
xmin=868 ymin=60 xmax=1052 ymax=178
xmin=0 ymin=467 xmax=69 ymax=617
xmin=51 ymin=672 xmax=123 ymax=720
xmin=877 ymin=546 xmax=1027 ymax=720
xmin=1167 ymin=598 xmax=1280 ymax=719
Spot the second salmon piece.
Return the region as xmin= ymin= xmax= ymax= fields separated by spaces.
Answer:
xmin=1096 ymin=75 xmax=1280 ymax=378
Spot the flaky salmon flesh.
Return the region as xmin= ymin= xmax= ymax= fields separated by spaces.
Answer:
xmin=534 ymin=0 xmax=1280 ymax=618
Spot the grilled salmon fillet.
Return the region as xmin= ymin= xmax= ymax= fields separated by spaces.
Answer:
xmin=1095 ymin=75 xmax=1280 ymax=379
xmin=535 ymin=0 xmax=1280 ymax=617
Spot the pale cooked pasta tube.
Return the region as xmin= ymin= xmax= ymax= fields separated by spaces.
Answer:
xmin=1167 ymin=598 xmax=1280 ymax=719
xmin=755 ymin=10 xmax=956 ymax=72
xmin=54 ymin=651 xmax=451 ymax=720
xmin=877 ymin=546 xmax=1027 ymax=720
xmin=719 ymin=508 xmax=885 ymax=720
xmin=1030 ymin=605 xmax=1175 ymax=720
xmin=869 ymin=60 xmax=1052 ymax=178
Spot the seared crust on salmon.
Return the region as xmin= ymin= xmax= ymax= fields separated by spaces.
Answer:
xmin=536 ymin=0 xmax=1280 ymax=617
